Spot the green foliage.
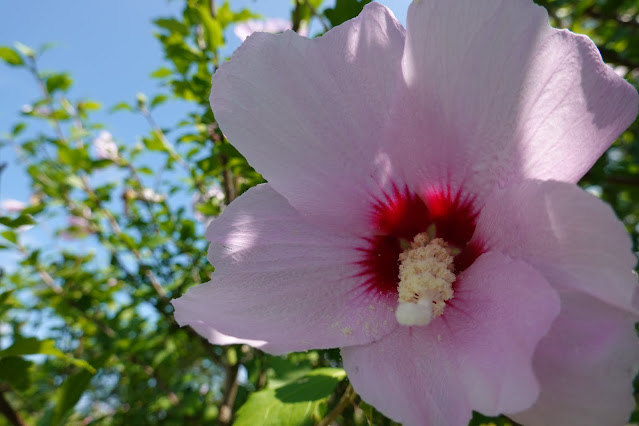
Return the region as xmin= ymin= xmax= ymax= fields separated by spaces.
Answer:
xmin=0 ymin=214 xmax=35 ymax=229
xmin=0 ymin=338 xmax=95 ymax=373
xmin=324 ymin=0 xmax=371 ymax=27
xmin=235 ymin=368 xmax=346 ymax=426
xmin=45 ymin=73 xmax=73 ymax=94
xmin=0 ymin=46 xmax=23 ymax=66
xmin=0 ymin=357 xmax=34 ymax=391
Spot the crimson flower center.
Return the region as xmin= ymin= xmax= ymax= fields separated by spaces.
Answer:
xmin=356 ymin=188 xmax=484 ymax=310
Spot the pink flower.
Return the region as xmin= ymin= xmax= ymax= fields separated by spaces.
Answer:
xmin=0 ymin=199 xmax=26 ymax=213
xmin=173 ymin=1 xmax=639 ymax=424
xmin=93 ymin=131 xmax=119 ymax=161
xmin=234 ymin=18 xmax=308 ymax=42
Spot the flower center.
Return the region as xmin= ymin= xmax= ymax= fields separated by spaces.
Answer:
xmin=395 ymin=233 xmax=455 ymax=326
xmin=355 ymin=187 xmax=485 ymax=312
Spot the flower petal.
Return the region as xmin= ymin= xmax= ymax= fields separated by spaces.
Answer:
xmin=342 ymin=252 xmax=559 ymax=424
xmin=512 ymin=290 xmax=639 ymax=425
xmin=343 ymin=326 xmax=469 ymax=426
xmin=474 ymin=179 xmax=639 ymax=312
xmin=211 ymin=2 xmax=406 ymax=234
xmin=187 ymin=320 xmax=268 ymax=348
xmin=385 ymin=0 xmax=637 ymax=201
xmin=172 ymin=184 xmax=397 ymax=355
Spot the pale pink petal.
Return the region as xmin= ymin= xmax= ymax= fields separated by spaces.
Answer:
xmin=187 ymin=320 xmax=268 ymax=348
xmin=473 ymin=179 xmax=639 ymax=312
xmin=93 ymin=130 xmax=119 ymax=161
xmin=1 ymin=199 xmax=27 ymax=213
xmin=234 ymin=18 xmax=293 ymax=42
xmin=343 ymin=325 xmax=469 ymax=426
xmin=385 ymin=0 xmax=637 ymax=202
xmin=172 ymin=184 xmax=397 ymax=355
xmin=512 ymin=290 xmax=639 ymax=425
xmin=342 ymin=252 xmax=560 ymax=424
xmin=211 ymin=3 xmax=405 ymax=234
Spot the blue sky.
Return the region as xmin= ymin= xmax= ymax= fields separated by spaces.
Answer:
xmin=0 ymin=0 xmax=410 ymax=199
xmin=0 ymin=0 xmax=411 ymax=270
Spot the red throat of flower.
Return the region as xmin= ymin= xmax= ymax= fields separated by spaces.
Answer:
xmin=355 ymin=186 xmax=485 ymax=323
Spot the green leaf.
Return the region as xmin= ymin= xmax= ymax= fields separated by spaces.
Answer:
xmin=0 ymin=230 xmax=18 ymax=244
xmin=154 ymin=18 xmax=189 ymax=35
xmin=0 ymin=289 xmax=13 ymax=305
xmin=64 ymin=175 xmax=84 ymax=188
xmin=234 ymin=368 xmax=346 ymax=426
xmin=469 ymin=411 xmax=517 ymax=426
xmin=0 ymin=46 xmax=23 ymax=66
xmin=197 ymin=4 xmax=224 ymax=50
xmin=50 ymin=355 xmax=108 ymax=426
xmin=37 ymin=42 xmax=58 ymax=56
xmin=142 ymin=133 xmax=166 ymax=151
xmin=0 ymin=357 xmax=33 ymax=391
xmin=78 ymin=100 xmax=101 ymax=111
xmin=0 ymin=338 xmax=96 ymax=373
xmin=110 ymin=102 xmax=133 ymax=112
xmin=150 ymin=94 xmax=168 ymax=109
xmin=0 ymin=290 xmax=15 ymax=316
xmin=11 ymin=122 xmax=26 ymax=137
xmin=57 ymin=144 xmax=86 ymax=168
xmin=324 ymin=0 xmax=372 ymax=27
xmin=0 ymin=214 xmax=35 ymax=229
xmin=45 ymin=73 xmax=72 ymax=94
xmin=151 ymin=67 xmax=172 ymax=78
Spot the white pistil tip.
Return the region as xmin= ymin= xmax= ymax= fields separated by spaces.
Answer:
xmin=395 ymin=300 xmax=433 ymax=326
xmin=395 ymin=233 xmax=455 ymax=327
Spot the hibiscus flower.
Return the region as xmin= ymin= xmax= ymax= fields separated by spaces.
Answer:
xmin=173 ymin=0 xmax=639 ymax=424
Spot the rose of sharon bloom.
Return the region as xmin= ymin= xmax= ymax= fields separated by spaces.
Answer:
xmin=173 ymin=1 xmax=639 ymax=424
xmin=93 ymin=130 xmax=119 ymax=161
xmin=234 ymin=18 xmax=308 ymax=42
xmin=0 ymin=199 xmax=26 ymax=213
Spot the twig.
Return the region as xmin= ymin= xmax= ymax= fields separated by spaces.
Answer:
xmin=218 ymin=363 xmax=240 ymax=426
xmin=139 ymin=105 xmax=187 ymax=168
xmin=140 ymin=106 xmax=209 ymax=197
xmin=303 ymin=0 xmax=330 ymax=32
xmin=27 ymin=58 xmax=65 ymax=142
xmin=0 ymin=390 xmax=27 ymax=426
xmin=16 ymin=242 xmax=63 ymax=294
xmin=583 ymin=6 xmax=639 ymax=30
xmin=605 ymin=174 xmax=639 ymax=187
xmin=598 ymin=46 xmax=638 ymax=69
xmin=207 ymin=124 xmax=236 ymax=203
xmin=317 ymin=384 xmax=356 ymax=426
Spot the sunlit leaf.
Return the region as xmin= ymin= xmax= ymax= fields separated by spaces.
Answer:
xmin=0 ymin=46 xmax=23 ymax=66
xmin=234 ymin=368 xmax=346 ymax=426
xmin=0 ymin=357 xmax=33 ymax=391
xmin=0 ymin=338 xmax=96 ymax=373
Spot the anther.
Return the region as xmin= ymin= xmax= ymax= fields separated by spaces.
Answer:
xmin=395 ymin=233 xmax=455 ymax=326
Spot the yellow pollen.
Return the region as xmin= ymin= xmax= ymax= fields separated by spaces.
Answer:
xmin=395 ymin=233 xmax=455 ymax=326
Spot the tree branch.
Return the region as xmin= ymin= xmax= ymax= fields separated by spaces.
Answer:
xmin=318 ymin=384 xmax=356 ymax=426
xmin=583 ymin=6 xmax=639 ymax=30
xmin=0 ymin=390 xmax=27 ymax=426
xmin=217 ymin=363 xmax=240 ymax=426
